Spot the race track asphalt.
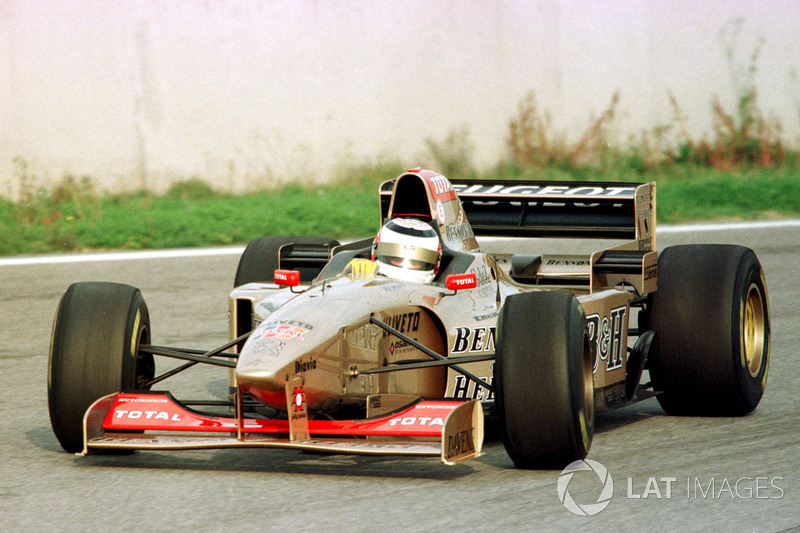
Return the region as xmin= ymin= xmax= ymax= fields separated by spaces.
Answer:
xmin=1 ymin=222 xmax=798 ymax=532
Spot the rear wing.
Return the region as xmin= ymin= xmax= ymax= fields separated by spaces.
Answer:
xmin=379 ymin=178 xmax=654 ymax=240
xmin=450 ymin=180 xmax=657 ymax=294
xmin=450 ymin=180 xmax=652 ymax=240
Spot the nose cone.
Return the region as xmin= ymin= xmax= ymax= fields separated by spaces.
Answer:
xmin=236 ymin=320 xmax=315 ymax=387
xmin=235 ymin=323 xmax=317 ymax=407
xmin=234 ymin=299 xmax=348 ymax=409
xmin=237 ymin=315 xmax=353 ymax=411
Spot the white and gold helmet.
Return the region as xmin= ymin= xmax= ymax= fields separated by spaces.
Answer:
xmin=372 ymin=218 xmax=441 ymax=284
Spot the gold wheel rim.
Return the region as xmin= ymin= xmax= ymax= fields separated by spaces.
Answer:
xmin=743 ymin=283 xmax=765 ymax=378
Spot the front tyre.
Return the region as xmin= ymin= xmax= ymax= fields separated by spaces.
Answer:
xmin=48 ymin=282 xmax=154 ymax=453
xmin=647 ymin=245 xmax=770 ymax=416
xmin=494 ymin=291 xmax=594 ymax=469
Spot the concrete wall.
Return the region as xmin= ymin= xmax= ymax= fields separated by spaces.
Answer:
xmin=1 ymin=0 xmax=798 ymax=194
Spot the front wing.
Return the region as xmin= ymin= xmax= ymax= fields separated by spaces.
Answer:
xmin=81 ymin=386 xmax=483 ymax=465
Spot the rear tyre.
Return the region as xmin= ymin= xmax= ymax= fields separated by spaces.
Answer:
xmin=48 ymin=282 xmax=154 ymax=453
xmin=494 ymin=291 xmax=594 ymax=469
xmin=234 ymin=236 xmax=340 ymax=287
xmin=647 ymin=245 xmax=770 ymax=416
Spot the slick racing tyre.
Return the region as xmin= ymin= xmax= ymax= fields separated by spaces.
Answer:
xmin=48 ymin=282 xmax=155 ymax=453
xmin=234 ymin=236 xmax=340 ymax=287
xmin=494 ymin=291 xmax=594 ymax=469
xmin=647 ymin=245 xmax=770 ymax=416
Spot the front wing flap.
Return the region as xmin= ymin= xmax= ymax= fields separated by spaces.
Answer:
xmin=81 ymin=389 xmax=483 ymax=465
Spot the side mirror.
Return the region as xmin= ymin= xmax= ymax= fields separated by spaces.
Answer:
xmin=274 ymin=269 xmax=301 ymax=287
xmin=446 ymin=273 xmax=477 ymax=291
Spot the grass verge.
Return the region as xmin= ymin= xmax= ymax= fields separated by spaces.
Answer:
xmin=1 ymin=167 xmax=798 ymax=256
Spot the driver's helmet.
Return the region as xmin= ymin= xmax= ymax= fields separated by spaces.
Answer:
xmin=372 ymin=218 xmax=441 ymax=284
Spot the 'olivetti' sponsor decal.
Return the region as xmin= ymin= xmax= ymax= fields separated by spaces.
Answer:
xmin=382 ymin=311 xmax=420 ymax=337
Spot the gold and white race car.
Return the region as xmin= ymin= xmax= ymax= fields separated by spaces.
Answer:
xmin=48 ymin=169 xmax=770 ymax=469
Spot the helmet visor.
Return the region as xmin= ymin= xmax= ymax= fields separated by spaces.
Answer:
xmin=376 ymin=241 xmax=439 ymax=272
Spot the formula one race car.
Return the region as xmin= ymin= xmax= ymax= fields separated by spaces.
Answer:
xmin=48 ymin=169 xmax=771 ymax=469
